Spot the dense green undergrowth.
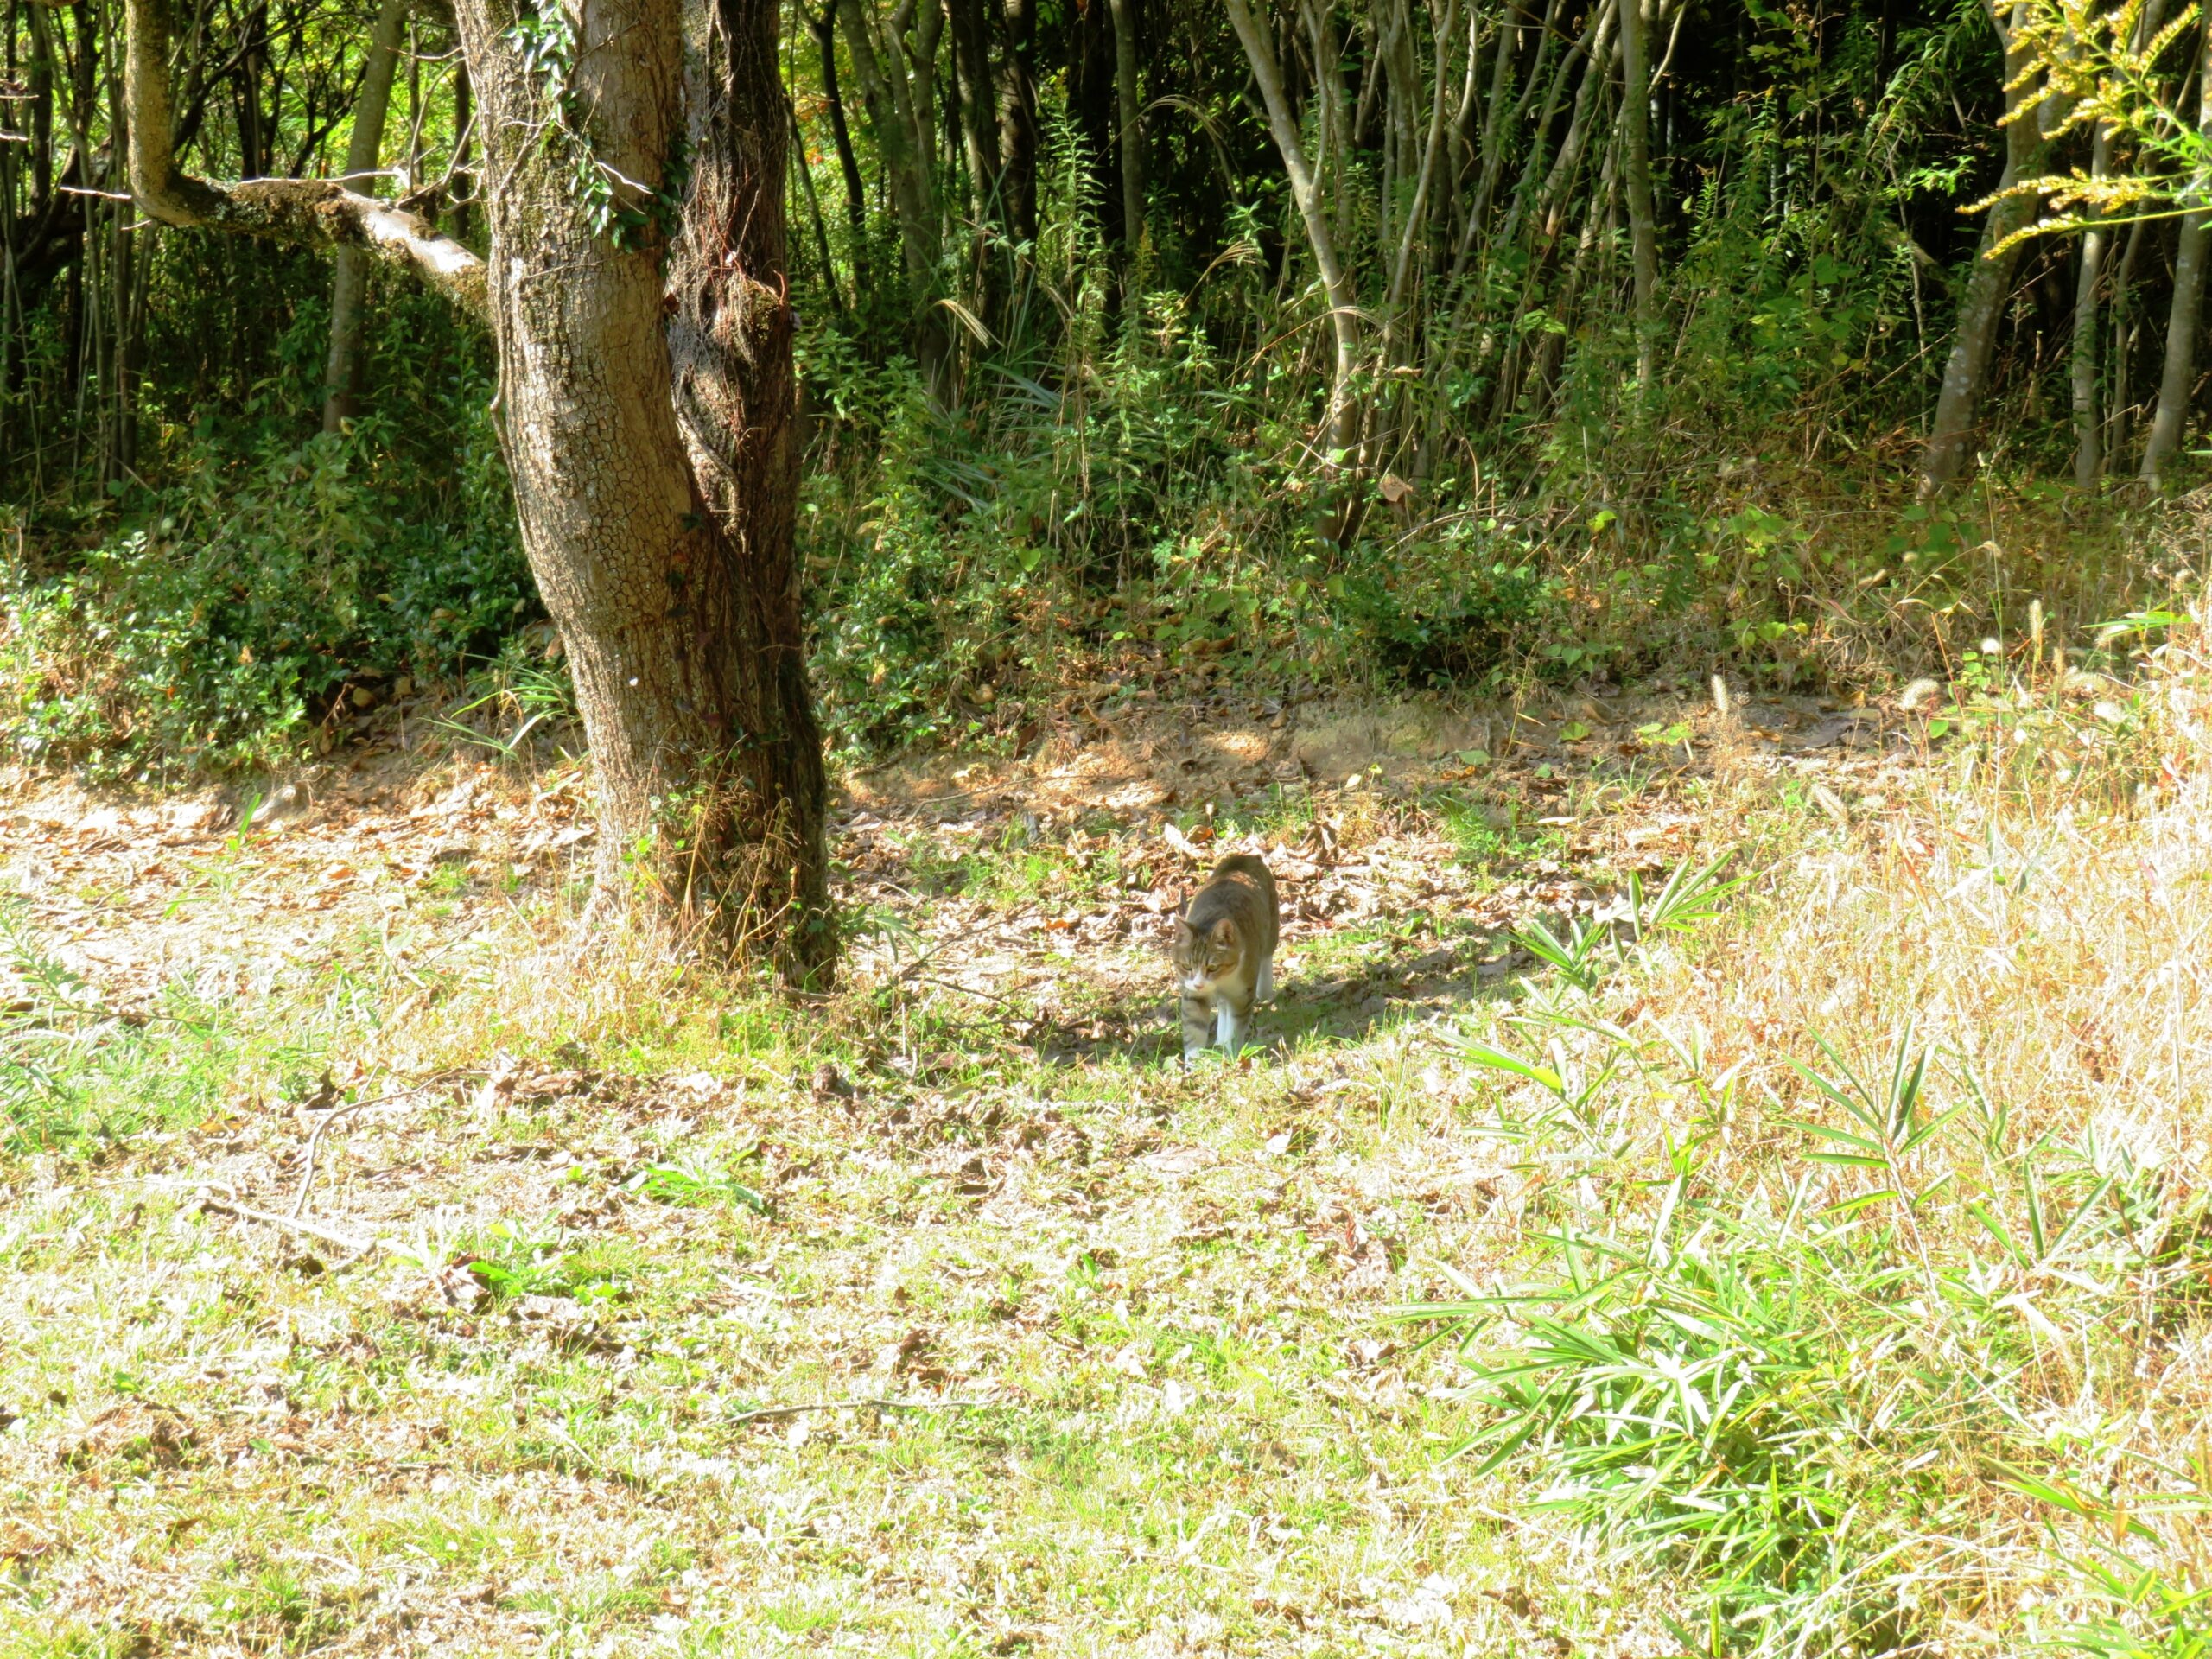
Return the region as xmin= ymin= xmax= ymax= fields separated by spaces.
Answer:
xmin=1 ymin=296 xmax=2182 ymax=782
xmin=0 ymin=0 xmax=2189 ymax=784
xmin=2 ymin=282 xmax=530 ymax=779
xmin=0 ymin=57 xmax=2190 ymax=782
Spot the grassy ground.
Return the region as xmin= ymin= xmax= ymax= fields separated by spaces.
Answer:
xmin=3 ymin=647 xmax=2211 ymax=1657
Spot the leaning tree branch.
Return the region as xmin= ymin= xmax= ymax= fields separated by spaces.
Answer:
xmin=123 ymin=0 xmax=487 ymax=323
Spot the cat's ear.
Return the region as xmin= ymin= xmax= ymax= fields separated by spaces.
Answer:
xmin=1209 ymin=916 xmax=1238 ymax=946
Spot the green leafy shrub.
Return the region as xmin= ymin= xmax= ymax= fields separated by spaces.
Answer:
xmin=2 ymin=411 xmax=529 ymax=776
xmin=1324 ymin=518 xmax=1567 ymax=690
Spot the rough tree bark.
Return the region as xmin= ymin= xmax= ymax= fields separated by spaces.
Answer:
xmin=321 ymin=0 xmax=410 ymax=434
xmin=452 ymin=0 xmax=830 ymax=973
xmin=665 ymin=0 xmax=834 ymax=975
xmin=124 ymin=0 xmax=833 ymax=981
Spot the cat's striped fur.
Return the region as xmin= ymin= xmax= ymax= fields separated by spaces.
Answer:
xmin=1172 ymin=854 xmax=1280 ymax=1063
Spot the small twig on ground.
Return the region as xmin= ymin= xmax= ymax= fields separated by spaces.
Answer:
xmin=890 ymin=785 xmax=1001 ymax=811
xmin=724 ymin=1396 xmax=995 ymax=1427
xmin=912 ymin=975 xmax=1027 ymax=1009
xmin=291 ymin=1077 xmax=452 ymax=1218
xmin=199 ymin=1192 xmax=392 ymax=1257
xmin=883 ymin=916 xmax=997 ymax=986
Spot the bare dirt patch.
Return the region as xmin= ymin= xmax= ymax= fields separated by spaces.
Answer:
xmin=0 ymin=681 xmax=1904 ymax=1032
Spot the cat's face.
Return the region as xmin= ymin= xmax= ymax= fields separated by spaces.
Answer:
xmin=1172 ymin=915 xmax=1242 ymax=995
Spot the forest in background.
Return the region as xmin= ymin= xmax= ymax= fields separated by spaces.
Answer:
xmin=18 ymin=5 xmax=2212 ymax=1653
xmin=0 ymin=0 xmax=2196 ymax=775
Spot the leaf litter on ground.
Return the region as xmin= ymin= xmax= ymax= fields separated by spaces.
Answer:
xmin=0 ymin=674 xmax=2125 ymax=1654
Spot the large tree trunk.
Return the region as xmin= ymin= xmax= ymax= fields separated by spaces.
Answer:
xmin=449 ymin=0 xmax=831 ymax=974
xmin=668 ymin=0 xmax=834 ymax=976
xmin=322 ymin=0 xmax=410 ymax=434
xmin=125 ymin=0 xmax=833 ymax=981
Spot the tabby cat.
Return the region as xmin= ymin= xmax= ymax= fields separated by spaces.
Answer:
xmin=1171 ymin=854 xmax=1280 ymax=1064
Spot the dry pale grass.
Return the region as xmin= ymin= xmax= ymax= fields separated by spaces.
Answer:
xmin=3 ymin=631 xmax=2210 ymax=1655
xmin=1407 ymin=613 xmax=2212 ymax=1651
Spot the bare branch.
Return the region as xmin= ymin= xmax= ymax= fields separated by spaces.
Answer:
xmin=1225 ymin=0 xmax=1362 ymax=467
xmin=123 ymin=0 xmax=487 ymax=323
